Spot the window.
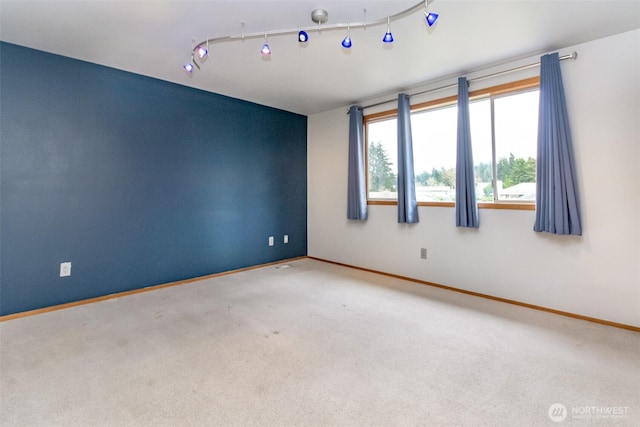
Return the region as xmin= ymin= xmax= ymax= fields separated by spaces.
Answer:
xmin=367 ymin=117 xmax=398 ymax=200
xmin=412 ymin=104 xmax=458 ymax=202
xmin=365 ymin=78 xmax=539 ymax=209
xmin=492 ymin=90 xmax=539 ymax=202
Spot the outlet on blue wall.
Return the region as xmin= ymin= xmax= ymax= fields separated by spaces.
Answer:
xmin=0 ymin=42 xmax=307 ymax=316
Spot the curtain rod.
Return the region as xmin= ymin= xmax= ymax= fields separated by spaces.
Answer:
xmin=353 ymin=51 xmax=577 ymax=112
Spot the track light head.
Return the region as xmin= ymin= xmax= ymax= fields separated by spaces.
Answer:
xmin=261 ymin=31 xmax=271 ymax=56
xmin=298 ymin=30 xmax=309 ymax=43
xmin=383 ymin=15 xmax=394 ymax=43
xmin=184 ymin=38 xmax=200 ymax=73
xmin=341 ymin=22 xmax=352 ymax=49
xmin=425 ymin=12 xmax=439 ymax=26
xmin=196 ymin=45 xmax=208 ymax=58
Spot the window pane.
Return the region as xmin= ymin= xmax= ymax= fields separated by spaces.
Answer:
xmin=412 ymin=105 xmax=457 ymax=202
xmin=367 ymin=118 xmax=397 ymax=199
xmin=469 ymin=99 xmax=494 ymax=201
xmin=494 ymin=90 xmax=539 ymax=201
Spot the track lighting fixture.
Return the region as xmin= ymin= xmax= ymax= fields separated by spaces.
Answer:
xmin=382 ymin=15 xmax=394 ymax=43
xmin=183 ymin=0 xmax=439 ymax=72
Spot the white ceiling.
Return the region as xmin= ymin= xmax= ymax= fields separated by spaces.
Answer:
xmin=1 ymin=1 xmax=639 ymax=115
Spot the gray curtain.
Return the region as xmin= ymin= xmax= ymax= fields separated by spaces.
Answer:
xmin=534 ymin=53 xmax=582 ymax=235
xmin=397 ymin=93 xmax=419 ymax=223
xmin=455 ymin=77 xmax=479 ymax=228
xmin=347 ymin=105 xmax=368 ymax=220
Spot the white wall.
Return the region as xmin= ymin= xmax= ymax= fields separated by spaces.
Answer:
xmin=308 ymin=30 xmax=640 ymax=327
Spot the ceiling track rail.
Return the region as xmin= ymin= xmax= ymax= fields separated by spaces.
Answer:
xmin=190 ymin=0 xmax=429 ymax=59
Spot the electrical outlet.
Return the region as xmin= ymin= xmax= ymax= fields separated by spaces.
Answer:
xmin=284 ymin=235 xmax=289 ymax=244
xmin=420 ymin=248 xmax=427 ymax=260
xmin=269 ymin=236 xmax=274 ymax=246
xmin=60 ymin=262 xmax=72 ymax=277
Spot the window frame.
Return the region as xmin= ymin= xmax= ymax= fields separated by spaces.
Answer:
xmin=364 ymin=77 xmax=540 ymax=211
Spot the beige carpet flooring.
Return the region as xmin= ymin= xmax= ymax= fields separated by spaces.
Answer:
xmin=1 ymin=258 xmax=639 ymax=426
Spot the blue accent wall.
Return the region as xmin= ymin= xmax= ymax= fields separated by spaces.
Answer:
xmin=0 ymin=42 xmax=307 ymax=316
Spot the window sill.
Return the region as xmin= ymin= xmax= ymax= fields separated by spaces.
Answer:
xmin=477 ymin=202 xmax=535 ymax=211
xmin=367 ymin=200 xmax=535 ymax=211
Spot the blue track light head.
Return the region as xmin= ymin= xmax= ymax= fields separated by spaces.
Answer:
xmin=298 ymin=30 xmax=309 ymax=43
xmin=261 ymin=31 xmax=271 ymax=56
xmin=382 ymin=15 xmax=394 ymax=43
xmin=196 ymin=45 xmax=208 ymax=58
xmin=184 ymin=38 xmax=200 ymax=73
xmin=341 ymin=22 xmax=352 ymax=48
xmin=425 ymin=12 xmax=439 ymax=27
